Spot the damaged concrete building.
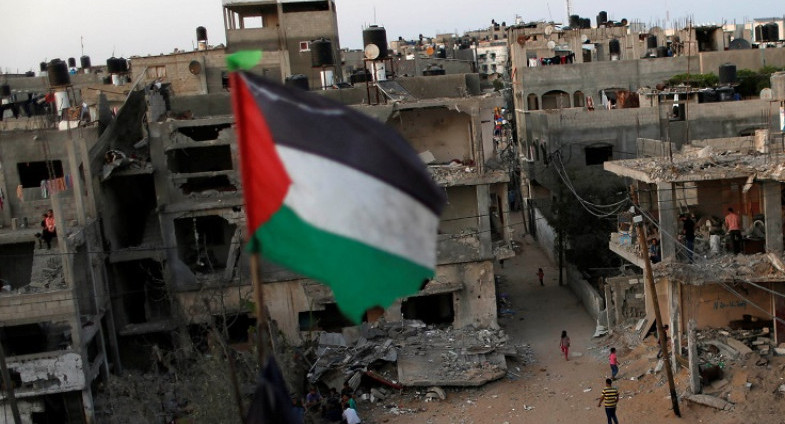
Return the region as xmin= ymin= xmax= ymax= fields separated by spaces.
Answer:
xmin=0 ymin=74 xmax=115 ymax=421
xmin=603 ymin=128 xmax=785 ymax=371
xmin=507 ymin=18 xmax=785 ymax=242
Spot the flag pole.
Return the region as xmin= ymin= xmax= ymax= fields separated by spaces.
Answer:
xmin=250 ymin=253 xmax=268 ymax=365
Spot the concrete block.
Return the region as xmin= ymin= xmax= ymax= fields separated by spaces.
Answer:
xmin=725 ymin=338 xmax=753 ymax=357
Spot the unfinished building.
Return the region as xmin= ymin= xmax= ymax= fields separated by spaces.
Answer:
xmin=0 ymin=99 xmax=114 ymax=422
xmin=604 ymin=130 xmax=785 ymax=370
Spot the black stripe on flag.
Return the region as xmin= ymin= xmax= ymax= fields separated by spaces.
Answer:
xmin=240 ymin=71 xmax=446 ymax=216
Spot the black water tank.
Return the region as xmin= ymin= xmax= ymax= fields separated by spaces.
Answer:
xmin=310 ymin=38 xmax=334 ymax=67
xmin=24 ymin=71 xmax=35 ymax=77
xmin=349 ymin=69 xmax=370 ymax=84
xmin=755 ymin=25 xmax=766 ymax=41
xmin=656 ymin=46 xmax=669 ymax=57
xmin=106 ymin=57 xmax=120 ymax=73
xmin=67 ymin=57 xmax=76 ymax=68
xmin=362 ymin=25 xmax=388 ymax=58
xmin=569 ymin=15 xmax=580 ymax=28
xmin=436 ymin=48 xmax=447 ymax=59
xmin=423 ymin=67 xmax=445 ymax=76
xmin=1 ymin=84 xmax=10 ymax=97
xmin=765 ymin=23 xmax=779 ymax=42
xmin=196 ymin=26 xmax=208 ymax=42
xmin=716 ymin=86 xmax=735 ymax=101
xmin=39 ymin=62 xmax=47 ymax=72
xmin=647 ymin=35 xmax=657 ymax=49
xmin=47 ymin=59 xmax=70 ymax=87
xmin=597 ymin=11 xmax=608 ymax=26
xmin=107 ymin=57 xmax=128 ymax=74
xmin=729 ymin=38 xmax=751 ymax=50
xmin=580 ymin=18 xmax=591 ymax=29
xmin=80 ymin=55 xmax=91 ymax=69
xmin=609 ymin=39 xmax=621 ymax=55
xmin=719 ymin=63 xmax=737 ymax=84
xmin=285 ymin=74 xmax=309 ymax=91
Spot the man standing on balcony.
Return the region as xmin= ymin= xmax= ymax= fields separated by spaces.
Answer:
xmin=724 ymin=208 xmax=741 ymax=254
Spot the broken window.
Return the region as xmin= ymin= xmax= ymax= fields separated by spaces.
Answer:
xmin=401 ymin=293 xmax=454 ymax=325
xmin=0 ymin=242 xmax=34 ymax=290
xmin=282 ymin=1 xmax=329 ymax=13
xmin=174 ymin=216 xmax=237 ymax=273
xmin=167 ymin=145 xmax=233 ymax=173
xmin=527 ymin=93 xmax=539 ymax=110
xmin=179 ymin=175 xmax=237 ymax=194
xmin=112 ymin=260 xmax=168 ymax=325
xmin=17 ymin=160 xmax=64 ymax=188
xmin=176 ymin=123 xmax=231 ymax=142
xmin=299 ymin=303 xmax=357 ymax=332
xmin=585 ymin=144 xmax=613 ymax=166
xmin=0 ymin=321 xmax=72 ymax=356
xmin=103 ymin=175 xmax=157 ymax=248
xmin=214 ymin=313 xmax=255 ymax=345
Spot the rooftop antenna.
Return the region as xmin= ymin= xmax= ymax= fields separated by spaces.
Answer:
xmin=546 ymin=1 xmax=553 ymax=22
xmin=565 ymin=0 xmax=572 ymax=24
xmin=81 ymin=36 xmax=84 ymax=56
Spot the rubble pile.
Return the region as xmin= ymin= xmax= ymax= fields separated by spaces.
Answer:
xmin=654 ymin=252 xmax=785 ymax=283
xmin=697 ymin=325 xmax=778 ymax=365
xmin=307 ymin=320 xmax=527 ymax=390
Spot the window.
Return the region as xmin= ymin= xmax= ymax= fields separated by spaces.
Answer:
xmin=17 ymin=161 xmax=64 ymax=188
xmin=490 ymin=52 xmax=497 ymax=60
xmin=146 ymin=66 xmax=166 ymax=79
xmin=585 ymin=144 xmax=613 ymax=165
xmin=299 ymin=41 xmax=310 ymax=52
xmin=482 ymin=64 xmax=488 ymax=72
xmin=492 ymin=64 xmax=497 ymax=72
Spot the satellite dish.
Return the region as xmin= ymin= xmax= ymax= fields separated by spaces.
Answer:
xmin=547 ymin=40 xmax=556 ymax=49
xmin=188 ymin=60 xmax=202 ymax=75
xmin=364 ymin=44 xmax=380 ymax=60
xmin=544 ymin=25 xmax=554 ymax=36
xmin=581 ymin=34 xmax=589 ymax=43
xmin=760 ymin=88 xmax=773 ymax=100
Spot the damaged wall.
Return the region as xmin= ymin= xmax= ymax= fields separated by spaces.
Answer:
xmin=681 ymin=282 xmax=773 ymax=330
xmin=8 ymin=352 xmax=85 ymax=397
xmin=389 ymin=108 xmax=473 ymax=163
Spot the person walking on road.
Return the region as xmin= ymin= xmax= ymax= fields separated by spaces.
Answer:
xmin=598 ymin=378 xmax=620 ymax=424
xmin=609 ymin=347 xmax=619 ymax=380
xmin=559 ymin=330 xmax=570 ymax=361
xmin=537 ymin=268 xmax=545 ymax=286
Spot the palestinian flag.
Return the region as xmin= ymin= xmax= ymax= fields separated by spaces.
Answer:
xmin=231 ymin=71 xmax=446 ymax=323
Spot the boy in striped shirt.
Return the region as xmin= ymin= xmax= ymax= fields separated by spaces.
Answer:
xmin=597 ymin=378 xmax=620 ymax=424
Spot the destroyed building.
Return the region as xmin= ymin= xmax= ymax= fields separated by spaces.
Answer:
xmin=0 ymin=68 xmax=115 ymax=422
xmin=603 ymin=128 xmax=785 ymax=381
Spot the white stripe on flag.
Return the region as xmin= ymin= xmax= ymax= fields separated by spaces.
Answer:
xmin=276 ymin=145 xmax=439 ymax=269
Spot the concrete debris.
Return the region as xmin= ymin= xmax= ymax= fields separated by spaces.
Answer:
xmin=654 ymin=253 xmax=785 ymax=284
xmin=307 ymin=320 xmax=512 ymax=388
xmin=424 ymin=386 xmax=446 ymax=401
xmin=683 ymin=394 xmax=734 ymax=411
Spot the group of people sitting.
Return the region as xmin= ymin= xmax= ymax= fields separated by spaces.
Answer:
xmin=298 ymin=382 xmax=361 ymax=424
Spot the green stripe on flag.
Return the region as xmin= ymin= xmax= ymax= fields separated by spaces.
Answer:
xmin=250 ymin=205 xmax=433 ymax=323
xmin=227 ymin=51 xmax=263 ymax=71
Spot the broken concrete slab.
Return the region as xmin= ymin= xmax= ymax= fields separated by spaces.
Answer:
xmin=724 ymin=338 xmax=753 ymax=358
xmin=425 ymin=386 xmax=446 ymax=401
xmin=683 ymin=394 xmax=734 ymax=411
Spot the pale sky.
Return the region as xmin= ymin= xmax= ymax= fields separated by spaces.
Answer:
xmin=1 ymin=0 xmax=783 ymax=73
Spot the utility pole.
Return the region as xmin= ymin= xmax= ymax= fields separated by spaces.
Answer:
xmin=0 ymin=344 xmax=23 ymax=424
xmin=631 ymin=185 xmax=681 ymax=417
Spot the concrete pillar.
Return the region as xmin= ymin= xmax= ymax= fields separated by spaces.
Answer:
xmin=81 ymin=387 xmax=95 ymax=424
xmin=763 ymin=181 xmax=783 ymax=253
xmin=687 ymin=319 xmax=701 ymax=393
xmin=669 ymin=278 xmax=681 ymax=370
xmin=66 ymin=136 xmax=86 ymax=226
xmin=657 ymin=182 xmax=678 ymax=262
xmin=477 ymin=185 xmax=492 ymax=258
xmin=604 ymin=283 xmax=616 ymax=332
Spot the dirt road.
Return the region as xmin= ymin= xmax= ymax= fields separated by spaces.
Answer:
xmin=367 ymin=235 xmax=738 ymax=424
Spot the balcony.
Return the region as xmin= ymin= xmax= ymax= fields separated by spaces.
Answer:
xmin=2 ymin=351 xmax=85 ymax=399
xmin=609 ymin=231 xmax=645 ymax=268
